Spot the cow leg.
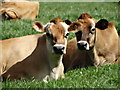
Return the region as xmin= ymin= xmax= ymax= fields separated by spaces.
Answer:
xmin=98 ymin=56 xmax=106 ymax=66
xmin=104 ymin=54 xmax=116 ymax=65
xmin=59 ymin=63 xmax=65 ymax=79
xmin=117 ymin=57 xmax=120 ymax=64
xmin=5 ymin=11 xmax=17 ymax=19
xmin=4 ymin=8 xmax=19 ymax=19
xmin=49 ymin=63 xmax=65 ymax=80
xmin=97 ymin=53 xmax=116 ymax=65
xmin=43 ymin=75 xmax=49 ymax=83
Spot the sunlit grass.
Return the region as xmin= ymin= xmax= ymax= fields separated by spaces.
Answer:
xmin=2 ymin=64 xmax=119 ymax=88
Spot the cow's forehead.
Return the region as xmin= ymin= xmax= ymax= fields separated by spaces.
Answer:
xmin=50 ymin=22 xmax=68 ymax=36
xmin=88 ymin=19 xmax=96 ymax=27
xmin=78 ymin=19 xmax=95 ymax=25
xmin=77 ymin=19 xmax=95 ymax=30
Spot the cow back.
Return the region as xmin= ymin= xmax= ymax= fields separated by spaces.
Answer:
xmin=0 ymin=1 xmax=39 ymax=20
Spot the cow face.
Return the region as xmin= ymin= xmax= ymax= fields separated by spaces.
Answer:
xmin=69 ymin=18 xmax=96 ymax=50
xmin=69 ymin=13 xmax=109 ymax=51
xmin=32 ymin=18 xmax=71 ymax=54
xmin=44 ymin=22 xmax=69 ymax=54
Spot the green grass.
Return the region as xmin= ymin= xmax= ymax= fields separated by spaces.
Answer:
xmin=2 ymin=64 xmax=119 ymax=88
xmin=1 ymin=2 xmax=120 ymax=88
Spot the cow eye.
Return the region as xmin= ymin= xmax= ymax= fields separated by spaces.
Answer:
xmin=64 ymin=33 xmax=69 ymax=38
xmin=91 ymin=28 xmax=96 ymax=34
xmin=92 ymin=28 xmax=96 ymax=31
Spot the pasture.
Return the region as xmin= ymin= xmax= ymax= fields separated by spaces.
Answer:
xmin=1 ymin=2 xmax=120 ymax=88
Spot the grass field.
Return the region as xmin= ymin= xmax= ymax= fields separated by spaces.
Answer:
xmin=1 ymin=2 xmax=120 ymax=88
xmin=2 ymin=64 xmax=119 ymax=88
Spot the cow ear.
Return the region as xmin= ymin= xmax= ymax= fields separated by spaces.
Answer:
xmin=32 ymin=21 xmax=44 ymax=32
xmin=68 ymin=22 xmax=80 ymax=32
xmin=5 ymin=9 xmax=18 ymax=19
xmin=78 ymin=13 xmax=92 ymax=19
xmin=64 ymin=19 xmax=72 ymax=25
xmin=95 ymin=19 xmax=109 ymax=30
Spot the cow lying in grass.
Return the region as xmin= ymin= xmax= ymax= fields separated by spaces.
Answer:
xmin=1 ymin=18 xmax=72 ymax=81
xmin=0 ymin=0 xmax=39 ymax=20
xmin=63 ymin=13 xmax=120 ymax=72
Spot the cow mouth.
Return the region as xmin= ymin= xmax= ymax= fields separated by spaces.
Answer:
xmin=77 ymin=44 xmax=88 ymax=50
xmin=77 ymin=44 xmax=94 ymax=51
xmin=54 ymin=50 xmax=64 ymax=54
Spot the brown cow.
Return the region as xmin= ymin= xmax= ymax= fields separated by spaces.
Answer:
xmin=67 ymin=13 xmax=120 ymax=68
xmin=1 ymin=18 xmax=72 ymax=82
xmin=0 ymin=0 xmax=39 ymax=20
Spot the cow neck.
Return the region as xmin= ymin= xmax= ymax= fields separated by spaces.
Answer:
xmin=45 ymin=36 xmax=63 ymax=70
xmin=87 ymin=30 xmax=99 ymax=66
xmin=94 ymin=29 xmax=105 ymax=50
xmin=87 ymin=47 xmax=99 ymax=66
xmin=30 ymin=34 xmax=48 ymax=63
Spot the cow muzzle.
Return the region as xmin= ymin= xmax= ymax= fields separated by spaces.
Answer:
xmin=77 ymin=41 xmax=89 ymax=50
xmin=53 ymin=44 xmax=66 ymax=54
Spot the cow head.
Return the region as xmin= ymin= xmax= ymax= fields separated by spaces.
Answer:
xmin=68 ymin=13 xmax=109 ymax=50
xmin=32 ymin=18 xmax=72 ymax=54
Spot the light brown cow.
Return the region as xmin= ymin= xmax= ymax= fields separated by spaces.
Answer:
xmin=67 ymin=13 xmax=120 ymax=68
xmin=63 ymin=14 xmax=97 ymax=72
xmin=1 ymin=18 xmax=71 ymax=81
xmin=0 ymin=0 xmax=39 ymax=20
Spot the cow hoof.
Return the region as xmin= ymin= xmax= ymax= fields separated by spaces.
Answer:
xmin=61 ymin=75 xmax=65 ymax=79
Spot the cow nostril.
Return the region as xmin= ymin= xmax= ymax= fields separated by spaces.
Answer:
xmin=62 ymin=47 xmax=65 ymax=50
xmin=77 ymin=43 xmax=81 ymax=46
xmin=84 ymin=43 xmax=87 ymax=46
xmin=77 ymin=41 xmax=89 ymax=50
xmin=53 ymin=45 xmax=65 ymax=54
xmin=53 ymin=46 xmax=57 ymax=50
